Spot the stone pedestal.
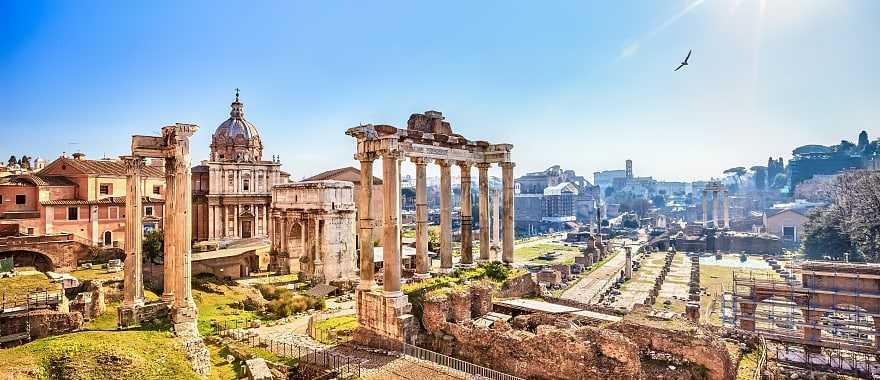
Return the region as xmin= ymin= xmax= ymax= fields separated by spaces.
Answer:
xmin=354 ymin=288 xmax=415 ymax=345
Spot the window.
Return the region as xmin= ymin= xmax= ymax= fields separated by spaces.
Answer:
xmin=27 ymin=227 xmax=34 ymax=235
xmin=103 ymin=231 xmax=112 ymax=246
xmin=68 ymin=207 xmax=79 ymax=220
xmin=228 ymin=177 xmax=234 ymax=189
xmin=99 ymin=184 xmax=110 ymax=195
xmin=783 ymin=226 xmax=796 ymax=240
xmin=144 ymin=206 xmax=154 ymax=216
xmin=243 ymin=179 xmax=250 ymax=191
xmin=15 ymin=195 xmax=25 ymax=204
xmin=153 ymin=185 xmax=161 ymax=195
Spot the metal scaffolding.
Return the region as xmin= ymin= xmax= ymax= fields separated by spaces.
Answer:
xmin=728 ymin=263 xmax=880 ymax=378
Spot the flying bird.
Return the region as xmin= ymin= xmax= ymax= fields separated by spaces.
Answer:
xmin=674 ymin=50 xmax=692 ymax=71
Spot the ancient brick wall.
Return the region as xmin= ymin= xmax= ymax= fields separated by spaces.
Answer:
xmin=421 ymin=296 xmax=448 ymax=334
xmin=496 ymin=272 xmax=538 ymax=298
xmin=448 ymin=291 xmax=471 ymax=323
xmin=470 ymin=283 xmax=493 ymax=317
xmin=27 ymin=310 xmax=83 ymax=339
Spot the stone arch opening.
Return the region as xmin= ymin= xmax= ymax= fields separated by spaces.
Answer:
xmin=0 ymin=250 xmax=55 ymax=272
xmin=103 ymin=230 xmax=113 ymax=246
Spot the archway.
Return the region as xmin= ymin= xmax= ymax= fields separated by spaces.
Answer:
xmin=103 ymin=231 xmax=113 ymax=246
xmin=0 ymin=250 xmax=55 ymax=272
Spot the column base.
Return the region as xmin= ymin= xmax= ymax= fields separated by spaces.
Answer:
xmin=357 ymin=280 xmax=375 ymax=291
xmin=456 ymin=263 xmax=477 ymax=269
xmin=437 ymin=267 xmax=454 ymax=274
xmin=171 ymin=303 xmax=198 ymax=325
xmin=382 ymin=290 xmax=404 ymax=298
xmin=161 ymin=292 xmax=175 ymax=304
xmin=355 ymin=288 xmax=414 ymax=346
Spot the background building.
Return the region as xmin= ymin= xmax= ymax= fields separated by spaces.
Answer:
xmin=192 ymin=93 xmax=289 ymax=242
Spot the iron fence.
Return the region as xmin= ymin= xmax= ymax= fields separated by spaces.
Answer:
xmin=216 ymin=319 xmax=360 ymax=379
xmin=1 ymin=290 xmax=64 ymax=313
xmin=401 ymin=343 xmax=524 ymax=380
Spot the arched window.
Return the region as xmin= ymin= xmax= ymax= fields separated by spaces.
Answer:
xmin=103 ymin=231 xmax=112 ymax=246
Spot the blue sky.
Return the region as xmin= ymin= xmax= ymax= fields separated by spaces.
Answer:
xmin=3 ymin=1 xmax=878 ymax=181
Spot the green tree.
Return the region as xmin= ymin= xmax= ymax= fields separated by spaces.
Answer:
xmin=143 ymin=230 xmax=164 ymax=264
xmin=802 ymin=207 xmax=852 ymax=261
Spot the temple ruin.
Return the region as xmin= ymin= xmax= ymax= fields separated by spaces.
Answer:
xmin=346 ymin=110 xmax=514 ymax=344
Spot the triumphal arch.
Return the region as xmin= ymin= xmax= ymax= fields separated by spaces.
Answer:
xmin=347 ymin=110 xmax=515 ymax=344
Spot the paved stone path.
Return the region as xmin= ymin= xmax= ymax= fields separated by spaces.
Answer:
xmin=560 ymin=246 xmax=624 ymax=304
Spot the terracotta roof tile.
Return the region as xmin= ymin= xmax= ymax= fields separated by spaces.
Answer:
xmin=45 ymin=157 xmax=164 ymax=178
xmin=40 ymin=196 xmax=165 ymax=206
xmin=303 ymin=167 xmax=382 ymax=185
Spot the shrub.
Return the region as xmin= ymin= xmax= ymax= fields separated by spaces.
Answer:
xmin=482 ymin=261 xmax=510 ymax=282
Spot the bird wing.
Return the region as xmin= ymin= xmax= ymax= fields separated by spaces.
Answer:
xmin=675 ymin=63 xmax=685 ymax=71
xmin=684 ymin=49 xmax=692 ymax=63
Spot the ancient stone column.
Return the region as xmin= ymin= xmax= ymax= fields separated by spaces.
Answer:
xmin=207 ymin=206 xmax=214 ymax=240
xmin=722 ymin=190 xmax=730 ymax=229
xmin=624 ymin=246 xmax=632 ymax=280
xmin=162 ymin=158 xmax=177 ymax=303
xmin=712 ymin=190 xmax=720 ymax=228
xmin=168 ymin=124 xmax=198 ymax=320
xmin=382 ymin=150 xmax=403 ymax=296
xmin=477 ymin=163 xmax=491 ymax=261
xmin=458 ymin=161 xmax=473 ymax=265
xmin=412 ymin=157 xmax=430 ymax=277
xmin=357 ymin=154 xmax=376 ymax=290
xmin=492 ymin=189 xmax=501 ymax=244
xmin=501 ymin=162 xmax=516 ymax=264
xmin=123 ymin=156 xmax=145 ymax=307
xmin=438 ymin=160 xmax=453 ymax=271
xmin=701 ymin=190 xmax=708 ymax=226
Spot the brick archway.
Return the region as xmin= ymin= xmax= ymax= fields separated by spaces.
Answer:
xmin=0 ymin=249 xmax=56 ymax=272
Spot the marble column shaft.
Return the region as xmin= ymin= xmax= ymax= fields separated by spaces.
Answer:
xmin=438 ymin=160 xmax=453 ymax=270
xmin=170 ymin=126 xmax=197 ymax=313
xmin=712 ymin=190 xmax=719 ymax=227
xmin=382 ymin=151 xmax=402 ymax=295
xmin=458 ymin=162 xmax=473 ymax=265
xmin=162 ymin=158 xmax=177 ymax=303
xmin=357 ymin=156 xmax=375 ymax=290
xmin=413 ymin=157 xmax=430 ymax=275
xmin=501 ymin=162 xmax=516 ymax=264
xmin=722 ymin=190 xmax=730 ymax=228
xmin=123 ymin=156 xmax=145 ymax=307
xmin=702 ymin=190 xmax=708 ymax=225
xmin=477 ymin=163 xmax=491 ymax=261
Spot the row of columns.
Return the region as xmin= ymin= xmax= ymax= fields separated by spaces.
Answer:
xmin=206 ymin=203 xmax=269 ymax=240
xmin=209 ymin=166 xmax=278 ymax=194
xmin=701 ymin=189 xmax=730 ymax=229
xmin=269 ymin=210 xmax=325 ymax=279
xmin=355 ymin=150 xmax=515 ymax=297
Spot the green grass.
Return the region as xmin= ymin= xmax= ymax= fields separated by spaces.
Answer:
xmin=513 ymin=243 xmax=581 ymax=264
xmin=69 ymin=268 xmax=124 ymax=282
xmin=736 ymin=349 xmax=760 ymax=380
xmin=0 ymin=330 xmax=200 ymax=380
xmin=193 ymin=278 xmax=271 ymax=336
xmin=0 ymin=272 xmax=57 ymax=296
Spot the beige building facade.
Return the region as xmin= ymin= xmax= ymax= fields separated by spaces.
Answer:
xmin=192 ymin=93 xmax=289 ymax=242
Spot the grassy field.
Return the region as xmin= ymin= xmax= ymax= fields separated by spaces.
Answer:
xmin=69 ymin=267 xmax=124 ymax=282
xmin=700 ymin=257 xmax=780 ymax=325
xmin=0 ymin=330 xmax=200 ymax=379
xmin=193 ymin=282 xmax=268 ymax=336
xmin=513 ymin=243 xmax=581 ymax=264
xmin=0 ymin=272 xmax=58 ymax=296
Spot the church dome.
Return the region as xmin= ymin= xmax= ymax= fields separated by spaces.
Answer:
xmin=210 ymin=90 xmax=263 ymax=162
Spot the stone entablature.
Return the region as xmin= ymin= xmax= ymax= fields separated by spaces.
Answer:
xmin=269 ymin=181 xmax=357 ymax=284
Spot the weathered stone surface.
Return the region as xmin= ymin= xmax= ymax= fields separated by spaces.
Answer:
xmin=470 ymin=283 xmax=493 ymax=317
xmin=496 ymin=272 xmax=538 ymax=298
xmin=245 ymin=358 xmax=273 ymax=380
xmin=27 ymin=310 xmax=83 ymax=339
xmin=421 ymin=296 xmax=448 ymax=334
xmin=536 ymin=269 xmax=562 ymax=285
xmin=447 ymin=291 xmax=471 ymax=323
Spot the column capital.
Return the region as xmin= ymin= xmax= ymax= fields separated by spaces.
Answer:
xmin=380 ymin=149 xmax=402 ymax=160
xmin=122 ymin=156 xmax=146 ymax=175
xmin=476 ymin=162 xmax=492 ymax=170
xmin=499 ymin=162 xmax=516 ymax=169
xmin=354 ymin=152 xmax=378 ymax=162
xmin=435 ymin=159 xmax=452 ymax=168
xmin=410 ymin=156 xmax=431 ymax=166
xmin=456 ymin=161 xmax=473 ymax=171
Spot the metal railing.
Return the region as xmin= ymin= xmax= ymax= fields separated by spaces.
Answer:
xmin=401 ymin=343 xmax=524 ymax=380
xmin=216 ymin=320 xmax=360 ymax=379
xmin=1 ymin=290 xmax=64 ymax=313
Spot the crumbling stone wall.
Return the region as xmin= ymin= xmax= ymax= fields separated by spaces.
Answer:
xmin=496 ymin=272 xmax=538 ymax=298
xmin=448 ymin=291 xmax=471 ymax=323
xmin=614 ymin=319 xmax=734 ymax=380
xmin=28 ymin=309 xmax=83 ymax=339
xmin=470 ymin=283 xmax=493 ymax=317
xmin=421 ymin=296 xmax=448 ymax=334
